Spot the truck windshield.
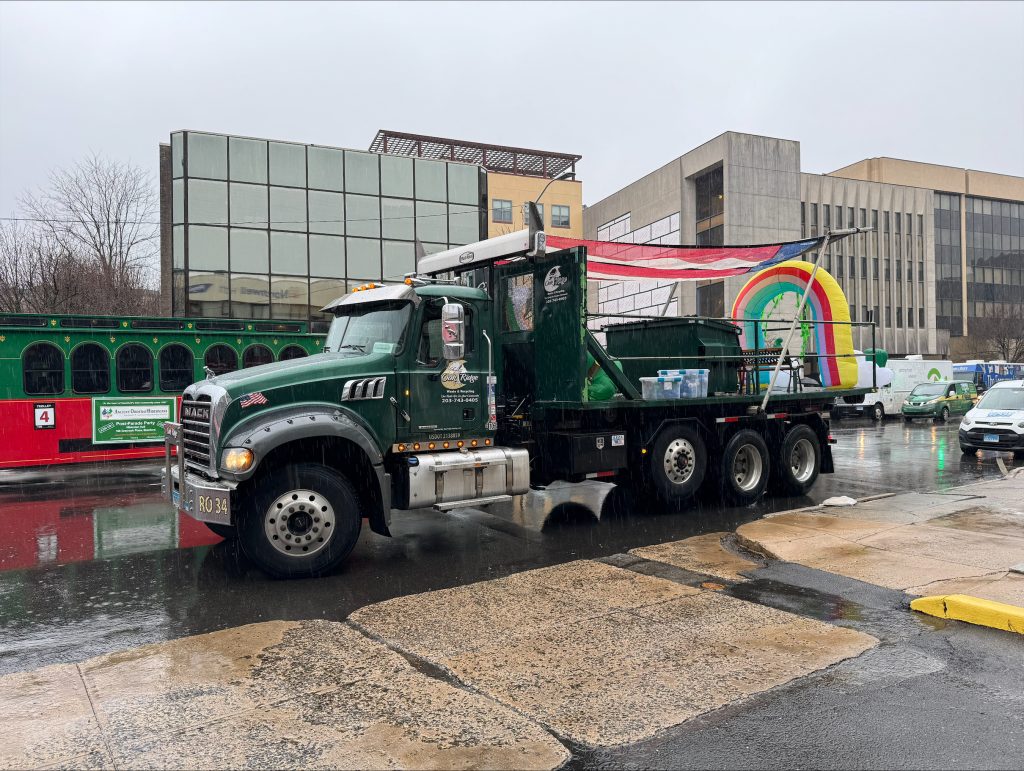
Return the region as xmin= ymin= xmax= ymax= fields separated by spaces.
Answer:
xmin=977 ymin=387 xmax=1024 ymax=410
xmin=911 ymin=383 xmax=947 ymax=397
xmin=324 ymin=301 xmax=412 ymax=356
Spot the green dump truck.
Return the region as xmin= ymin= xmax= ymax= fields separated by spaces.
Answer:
xmin=163 ymin=228 xmax=870 ymax=577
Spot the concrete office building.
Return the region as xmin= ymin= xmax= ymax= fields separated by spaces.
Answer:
xmin=369 ymin=130 xmax=583 ymax=238
xmin=159 ymin=130 xmax=487 ymax=322
xmin=584 ymin=131 xmax=1023 ymax=357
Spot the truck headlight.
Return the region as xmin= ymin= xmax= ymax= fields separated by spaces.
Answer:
xmin=961 ymin=417 xmax=972 ymax=427
xmin=221 ymin=447 xmax=254 ymax=473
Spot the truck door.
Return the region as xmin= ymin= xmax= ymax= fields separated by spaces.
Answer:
xmin=404 ymin=298 xmax=487 ymax=444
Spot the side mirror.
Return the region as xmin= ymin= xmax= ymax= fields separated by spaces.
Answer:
xmin=441 ymin=303 xmax=465 ymax=360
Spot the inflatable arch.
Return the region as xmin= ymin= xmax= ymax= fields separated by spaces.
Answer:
xmin=730 ymin=260 xmax=858 ymax=389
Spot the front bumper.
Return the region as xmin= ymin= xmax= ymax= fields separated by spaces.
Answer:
xmin=163 ymin=422 xmax=236 ymax=525
xmin=901 ymin=403 xmax=940 ymax=417
xmin=958 ymin=427 xmax=1024 ymax=451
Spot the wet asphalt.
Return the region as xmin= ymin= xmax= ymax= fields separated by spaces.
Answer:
xmin=1 ymin=417 xmax=1021 ymax=767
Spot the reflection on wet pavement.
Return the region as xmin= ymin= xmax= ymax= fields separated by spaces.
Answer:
xmin=0 ymin=418 xmax=1017 ymax=675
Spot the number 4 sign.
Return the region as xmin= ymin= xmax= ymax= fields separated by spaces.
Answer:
xmin=34 ymin=403 xmax=56 ymax=430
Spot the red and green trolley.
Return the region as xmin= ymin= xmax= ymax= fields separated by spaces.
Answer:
xmin=0 ymin=314 xmax=323 ymax=468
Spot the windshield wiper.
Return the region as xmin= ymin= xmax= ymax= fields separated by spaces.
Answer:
xmin=338 ymin=343 xmax=366 ymax=352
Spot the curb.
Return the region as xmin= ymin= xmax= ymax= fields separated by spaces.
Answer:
xmin=910 ymin=594 xmax=1024 ymax=635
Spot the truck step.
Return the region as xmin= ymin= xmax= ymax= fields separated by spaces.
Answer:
xmin=434 ymin=495 xmax=513 ymax=511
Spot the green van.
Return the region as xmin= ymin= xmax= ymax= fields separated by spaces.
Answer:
xmin=902 ymin=380 xmax=978 ymax=421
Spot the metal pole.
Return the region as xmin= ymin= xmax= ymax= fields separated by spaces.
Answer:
xmin=759 ymin=231 xmax=833 ymax=412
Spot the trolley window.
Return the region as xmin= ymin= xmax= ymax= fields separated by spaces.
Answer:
xmin=243 ymin=344 xmax=274 ymax=368
xmin=117 ymin=344 xmax=154 ymax=393
xmin=279 ymin=345 xmax=308 ymax=361
xmin=204 ymin=344 xmax=238 ymax=375
xmin=24 ymin=343 xmax=65 ymax=396
xmin=70 ymin=343 xmax=110 ymax=394
xmin=159 ymin=344 xmax=194 ymax=392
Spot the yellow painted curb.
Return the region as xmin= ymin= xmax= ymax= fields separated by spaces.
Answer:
xmin=910 ymin=594 xmax=1024 ymax=635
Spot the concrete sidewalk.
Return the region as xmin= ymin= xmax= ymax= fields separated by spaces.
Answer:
xmin=0 ymin=558 xmax=875 ymax=770
xmin=736 ymin=473 xmax=1024 ymax=611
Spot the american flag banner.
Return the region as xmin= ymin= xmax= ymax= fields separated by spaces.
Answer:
xmin=545 ymin=235 xmax=825 ymax=281
xmin=239 ymin=392 xmax=269 ymax=409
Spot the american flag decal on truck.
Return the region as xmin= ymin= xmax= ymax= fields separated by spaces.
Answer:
xmin=240 ymin=392 xmax=269 ymax=408
xmin=341 ymin=377 xmax=387 ymax=401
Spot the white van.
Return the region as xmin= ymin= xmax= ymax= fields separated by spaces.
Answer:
xmin=959 ymin=379 xmax=1024 ymax=458
xmin=834 ymin=358 xmax=953 ymax=420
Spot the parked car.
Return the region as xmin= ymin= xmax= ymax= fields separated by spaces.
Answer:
xmin=959 ymin=380 xmax=1024 ymax=458
xmin=901 ymin=380 xmax=977 ymax=421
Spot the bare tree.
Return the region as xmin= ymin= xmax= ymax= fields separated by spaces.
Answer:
xmin=971 ymin=305 xmax=1024 ymax=362
xmin=19 ymin=153 xmax=158 ymax=315
xmin=0 ymin=220 xmax=91 ymax=314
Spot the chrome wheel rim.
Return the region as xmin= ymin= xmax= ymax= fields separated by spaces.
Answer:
xmin=789 ymin=438 xmax=816 ymax=483
xmin=663 ymin=438 xmax=696 ymax=485
xmin=264 ymin=489 xmax=335 ymax=558
xmin=732 ymin=444 xmax=763 ymax=492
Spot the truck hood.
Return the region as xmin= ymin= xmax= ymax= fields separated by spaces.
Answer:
xmin=203 ymin=352 xmax=393 ymax=399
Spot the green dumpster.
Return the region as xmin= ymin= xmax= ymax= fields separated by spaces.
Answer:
xmin=604 ymin=317 xmax=742 ymax=395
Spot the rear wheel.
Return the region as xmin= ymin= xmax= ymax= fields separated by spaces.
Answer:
xmin=648 ymin=424 xmax=707 ymax=505
xmin=717 ymin=429 xmax=770 ymax=505
xmin=872 ymin=403 xmax=885 ymax=421
xmin=770 ymin=424 xmax=821 ymax=496
xmin=238 ymin=463 xmax=362 ymax=578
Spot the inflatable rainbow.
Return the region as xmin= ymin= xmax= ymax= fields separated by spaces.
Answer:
xmin=730 ymin=260 xmax=857 ymax=389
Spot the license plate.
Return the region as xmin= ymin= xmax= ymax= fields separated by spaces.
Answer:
xmin=194 ymin=489 xmax=230 ymax=522
xmin=984 ymin=433 xmax=999 ymax=443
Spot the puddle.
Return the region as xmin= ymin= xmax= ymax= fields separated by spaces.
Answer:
xmin=726 ymin=578 xmax=891 ymax=626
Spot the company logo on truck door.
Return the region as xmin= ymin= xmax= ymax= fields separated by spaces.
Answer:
xmin=440 ymin=360 xmax=479 ymax=390
xmin=543 ymin=266 xmax=568 ymax=293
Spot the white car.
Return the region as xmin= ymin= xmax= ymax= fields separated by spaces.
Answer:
xmin=959 ymin=379 xmax=1024 ymax=458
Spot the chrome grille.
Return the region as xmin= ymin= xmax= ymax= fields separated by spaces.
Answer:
xmin=180 ymin=395 xmax=213 ymax=473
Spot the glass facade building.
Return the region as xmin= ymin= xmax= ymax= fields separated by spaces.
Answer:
xmin=165 ymin=131 xmax=486 ymax=323
xmin=964 ymin=196 xmax=1023 ymax=328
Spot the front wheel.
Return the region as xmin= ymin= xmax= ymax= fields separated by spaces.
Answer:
xmin=938 ymin=407 xmax=950 ymax=422
xmin=770 ymin=424 xmax=821 ymax=496
xmin=903 ymin=415 xmax=913 ymax=423
xmin=960 ymin=444 xmax=976 ymax=456
xmin=717 ymin=429 xmax=770 ymax=505
xmin=872 ymin=403 xmax=885 ymax=421
xmin=238 ymin=463 xmax=362 ymax=578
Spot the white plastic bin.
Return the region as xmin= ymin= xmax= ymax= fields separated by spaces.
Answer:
xmin=641 ymin=376 xmax=683 ymax=400
xmin=657 ymin=369 xmax=709 ymax=398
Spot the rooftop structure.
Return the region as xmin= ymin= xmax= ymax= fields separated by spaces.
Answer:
xmin=369 ymin=130 xmax=580 ymax=179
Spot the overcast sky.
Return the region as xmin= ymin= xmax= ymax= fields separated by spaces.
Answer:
xmin=1 ymin=1 xmax=1022 ymax=217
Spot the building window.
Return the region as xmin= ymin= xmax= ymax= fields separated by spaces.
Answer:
xmin=847 ymin=207 xmax=854 ymax=229
xmin=551 ymin=205 xmax=570 ymax=229
xmin=897 ymin=308 xmax=903 ymax=327
xmin=801 ymin=202 xmax=806 ymax=237
xmin=919 ymin=308 xmax=925 ymax=327
xmin=492 ymin=199 xmax=512 ymax=224
xmin=71 ymin=343 xmax=109 ymax=395
xmin=811 ymin=204 xmax=819 ymax=235
xmin=25 ymin=342 xmax=65 ymax=396
xmin=697 ymin=281 xmax=725 ymax=318
xmin=823 ymin=205 xmax=831 ymax=229
xmin=849 ymin=256 xmax=855 ymax=277
xmin=695 ymin=166 xmax=724 ymax=246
